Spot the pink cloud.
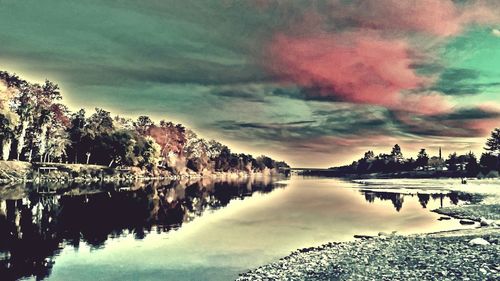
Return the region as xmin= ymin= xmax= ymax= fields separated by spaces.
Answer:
xmin=478 ymin=102 xmax=500 ymax=112
xmin=257 ymin=1 xmax=500 ymax=116
xmin=266 ymin=31 xmax=452 ymax=114
xmin=464 ymin=118 xmax=500 ymax=136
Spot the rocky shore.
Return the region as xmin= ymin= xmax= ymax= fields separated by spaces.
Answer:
xmin=436 ymin=205 xmax=500 ymax=222
xmin=238 ymin=180 xmax=500 ymax=281
xmin=237 ymin=228 xmax=499 ymax=281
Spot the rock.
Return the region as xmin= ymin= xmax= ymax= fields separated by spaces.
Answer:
xmin=479 ymin=217 xmax=495 ymax=227
xmin=438 ymin=216 xmax=451 ymax=221
xmin=459 ymin=219 xmax=476 ymax=225
xmin=378 ymin=232 xmax=389 ymax=236
xmin=354 ymin=234 xmax=376 ymax=239
xmin=468 ymin=238 xmax=490 ymax=246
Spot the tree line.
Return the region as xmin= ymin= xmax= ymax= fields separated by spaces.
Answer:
xmin=0 ymin=71 xmax=289 ymax=175
xmin=330 ymin=129 xmax=500 ymax=177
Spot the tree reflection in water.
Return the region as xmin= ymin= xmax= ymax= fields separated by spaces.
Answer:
xmin=361 ymin=190 xmax=474 ymax=211
xmin=0 ymin=176 xmax=285 ymax=280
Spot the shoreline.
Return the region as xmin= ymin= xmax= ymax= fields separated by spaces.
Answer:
xmin=238 ymin=226 xmax=499 ymax=281
xmin=297 ymin=169 xmax=497 ymax=180
xmin=0 ymin=160 xmax=283 ymax=186
xmin=237 ymin=178 xmax=500 ymax=281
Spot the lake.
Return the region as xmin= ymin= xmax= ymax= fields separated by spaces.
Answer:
xmin=0 ymin=176 xmax=478 ymax=281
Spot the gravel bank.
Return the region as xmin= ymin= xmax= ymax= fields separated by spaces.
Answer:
xmin=238 ymin=179 xmax=500 ymax=281
xmin=237 ymin=230 xmax=500 ymax=281
xmin=435 ymin=204 xmax=500 ymax=221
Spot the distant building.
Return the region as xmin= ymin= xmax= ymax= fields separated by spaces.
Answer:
xmin=428 ymin=148 xmax=445 ymax=171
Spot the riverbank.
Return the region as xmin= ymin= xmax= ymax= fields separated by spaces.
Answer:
xmin=298 ymin=169 xmax=498 ymax=180
xmin=238 ymin=179 xmax=500 ymax=281
xmin=237 ymin=227 xmax=499 ymax=281
xmin=0 ymin=160 xmax=282 ymax=186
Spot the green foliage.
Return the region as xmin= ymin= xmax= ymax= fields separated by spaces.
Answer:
xmin=465 ymin=153 xmax=480 ymax=177
xmin=485 ymin=128 xmax=500 ymax=154
xmin=391 ymin=144 xmax=403 ymax=159
xmin=479 ymin=152 xmax=498 ymax=173
xmin=416 ymin=149 xmax=429 ymax=168
xmin=363 ymin=150 xmax=374 ymax=160
xmin=141 ymin=136 xmax=162 ymax=170
xmin=446 ymin=153 xmax=458 ymax=172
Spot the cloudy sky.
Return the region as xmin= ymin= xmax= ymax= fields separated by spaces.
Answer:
xmin=1 ymin=0 xmax=500 ymax=167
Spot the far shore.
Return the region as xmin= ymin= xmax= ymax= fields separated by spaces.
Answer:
xmin=296 ymin=168 xmax=498 ymax=180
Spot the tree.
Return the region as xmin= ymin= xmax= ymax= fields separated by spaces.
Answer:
xmin=114 ymin=116 xmax=135 ymax=131
xmin=446 ymin=153 xmax=458 ymax=172
xmin=214 ymin=145 xmax=232 ymax=171
xmin=81 ymin=108 xmax=114 ymax=164
xmin=465 ymin=152 xmax=479 ymax=176
xmin=37 ymin=103 xmax=70 ymax=162
xmin=0 ymin=71 xmax=24 ymax=89
xmin=67 ymin=109 xmax=86 ymax=163
xmin=391 ymin=144 xmax=403 ymax=160
xmin=4 ymin=79 xmax=64 ymax=161
xmin=207 ymin=140 xmax=225 ymax=159
xmin=134 ymin=116 xmax=153 ymax=135
xmin=402 ymin=157 xmax=416 ymax=171
xmin=0 ymin=113 xmax=17 ymax=160
xmin=12 ymin=81 xmax=37 ymax=160
xmin=363 ymin=150 xmax=374 ymax=160
xmin=45 ymin=122 xmax=70 ymax=162
xmin=485 ymin=128 xmax=500 ymax=155
xmin=480 ymin=152 xmax=498 ymax=173
xmin=140 ymin=136 xmax=161 ymax=170
xmin=1 ymin=73 xmax=23 ymax=160
xmin=416 ymin=149 xmax=429 ymax=168
xmin=184 ymin=130 xmax=211 ymax=172
xmin=256 ymin=155 xmax=275 ymax=170
xmin=147 ymin=121 xmax=186 ymax=162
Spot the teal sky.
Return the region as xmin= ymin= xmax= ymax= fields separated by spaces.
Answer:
xmin=1 ymin=0 xmax=500 ymax=167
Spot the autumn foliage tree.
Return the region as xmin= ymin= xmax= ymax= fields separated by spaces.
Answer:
xmin=0 ymin=70 xmax=288 ymax=174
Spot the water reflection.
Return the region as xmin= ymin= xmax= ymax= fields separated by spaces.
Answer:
xmin=361 ymin=190 xmax=474 ymax=211
xmin=0 ymin=176 xmax=285 ymax=280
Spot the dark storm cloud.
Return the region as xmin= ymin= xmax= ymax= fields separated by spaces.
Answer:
xmin=271 ymin=88 xmax=345 ymax=102
xmin=388 ymin=107 xmax=500 ymax=138
xmin=214 ymin=104 xmax=500 ymax=147
xmin=59 ymin=63 xmax=271 ymax=87
xmin=430 ymin=68 xmax=482 ymax=95
xmin=209 ymin=88 xmax=268 ymax=103
xmin=409 ymin=63 xmax=445 ymax=76
xmin=214 ymin=106 xmax=395 ymax=143
xmin=432 ymin=107 xmax=500 ymax=121
xmin=218 ymin=120 xmax=316 ymax=132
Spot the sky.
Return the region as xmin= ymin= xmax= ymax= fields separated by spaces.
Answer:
xmin=1 ymin=0 xmax=500 ymax=167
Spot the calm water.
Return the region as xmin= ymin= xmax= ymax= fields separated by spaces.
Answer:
xmin=0 ymin=176 xmax=477 ymax=281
